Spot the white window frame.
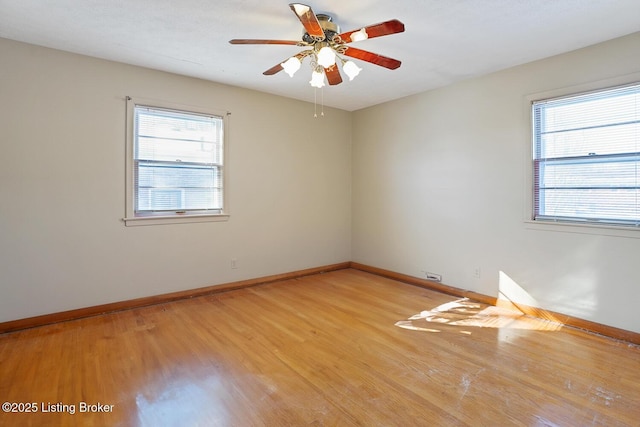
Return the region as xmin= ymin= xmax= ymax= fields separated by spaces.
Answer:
xmin=524 ymin=74 xmax=640 ymax=238
xmin=124 ymin=97 xmax=230 ymax=226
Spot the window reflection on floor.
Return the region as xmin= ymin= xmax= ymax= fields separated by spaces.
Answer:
xmin=136 ymin=377 xmax=229 ymax=426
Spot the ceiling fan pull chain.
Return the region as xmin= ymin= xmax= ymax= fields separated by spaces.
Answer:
xmin=312 ymin=87 xmax=325 ymax=118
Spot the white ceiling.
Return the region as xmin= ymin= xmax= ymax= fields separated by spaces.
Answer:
xmin=1 ymin=0 xmax=639 ymax=111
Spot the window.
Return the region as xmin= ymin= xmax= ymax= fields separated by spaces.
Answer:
xmin=532 ymin=82 xmax=640 ymax=227
xmin=124 ymin=97 xmax=229 ymax=225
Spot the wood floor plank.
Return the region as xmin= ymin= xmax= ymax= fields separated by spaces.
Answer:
xmin=1 ymin=269 xmax=639 ymax=426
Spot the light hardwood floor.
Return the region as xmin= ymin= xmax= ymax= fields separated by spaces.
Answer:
xmin=1 ymin=269 xmax=638 ymax=426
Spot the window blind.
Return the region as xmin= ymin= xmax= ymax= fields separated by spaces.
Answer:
xmin=134 ymin=106 xmax=224 ymax=214
xmin=532 ymin=82 xmax=640 ymax=226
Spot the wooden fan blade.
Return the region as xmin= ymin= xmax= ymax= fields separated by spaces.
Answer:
xmin=324 ymin=65 xmax=342 ymax=85
xmin=289 ymin=3 xmax=325 ymax=40
xmin=339 ymin=19 xmax=405 ymax=43
xmin=263 ymin=63 xmax=284 ymax=76
xmin=343 ymin=46 xmax=402 ymax=70
xmin=229 ymin=39 xmax=300 ymax=45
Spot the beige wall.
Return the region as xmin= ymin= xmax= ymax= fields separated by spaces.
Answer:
xmin=3 ymin=32 xmax=640 ymax=334
xmin=0 ymin=38 xmax=352 ymax=322
xmin=352 ymin=32 xmax=640 ymax=333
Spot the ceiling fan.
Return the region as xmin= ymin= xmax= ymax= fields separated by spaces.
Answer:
xmin=229 ymin=3 xmax=405 ymax=88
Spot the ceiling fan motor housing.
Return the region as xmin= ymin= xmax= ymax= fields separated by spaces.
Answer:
xmin=302 ymin=14 xmax=340 ymax=44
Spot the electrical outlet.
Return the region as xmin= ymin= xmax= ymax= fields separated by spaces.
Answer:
xmin=473 ymin=267 xmax=481 ymax=278
xmin=231 ymin=258 xmax=238 ymax=269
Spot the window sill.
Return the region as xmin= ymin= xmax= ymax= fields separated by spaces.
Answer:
xmin=123 ymin=213 xmax=230 ymax=226
xmin=524 ymin=219 xmax=640 ymax=239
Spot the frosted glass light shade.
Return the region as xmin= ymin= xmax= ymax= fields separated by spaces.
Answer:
xmin=350 ymin=28 xmax=369 ymax=42
xmin=309 ymin=69 xmax=325 ymax=88
xmin=281 ymin=57 xmax=301 ymax=77
xmin=343 ymin=61 xmax=362 ymax=80
xmin=316 ymin=46 xmax=336 ymax=68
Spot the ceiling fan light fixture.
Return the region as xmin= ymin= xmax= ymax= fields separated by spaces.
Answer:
xmin=309 ymin=68 xmax=325 ymax=88
xmin=316 ymin=46 xmax=336 ymax=68
xmin=342 ymin=60 xmax=362 ymax=81
xmin=281 ymin=56 xmax=301 ymax=77
xmin=350 ymin=28 xmax=369 ymax=42
xmin=230 ymin=4 xmax=405 ymax=91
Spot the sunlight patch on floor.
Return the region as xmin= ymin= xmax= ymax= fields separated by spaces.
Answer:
xmin=395 ymin=298 xmax=563 ymax=334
